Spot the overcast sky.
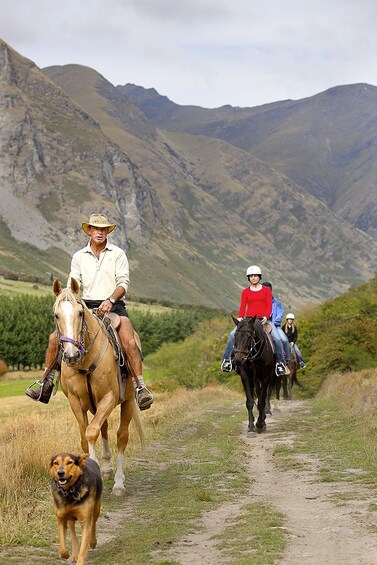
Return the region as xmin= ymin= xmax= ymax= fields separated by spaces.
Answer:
xmin=1 ymin=0 xmax=377 ymax=108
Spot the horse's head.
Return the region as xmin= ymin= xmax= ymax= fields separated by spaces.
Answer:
xmin=232 ymin=316 xmax=263 ymax=368
xmin=53 ymin=278 xmax=87 ymax=366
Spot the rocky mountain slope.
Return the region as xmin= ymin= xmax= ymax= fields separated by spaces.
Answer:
xmin=0 ymin=38 xmax=376 ymax=310
xmin=122 ymin=83 xmax=377 ymax=238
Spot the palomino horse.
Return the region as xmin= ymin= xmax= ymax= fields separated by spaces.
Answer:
xmin=53 ymin=278 xmax=143 ymax=495
xmin=232 ymin=316 xmax=276 ymax=433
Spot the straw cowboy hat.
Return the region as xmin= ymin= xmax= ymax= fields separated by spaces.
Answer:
xmin=82 ymin=213 xmax=116 ymax=235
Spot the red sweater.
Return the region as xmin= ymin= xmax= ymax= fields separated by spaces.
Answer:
xmin=237 ymin=286 xmax=272 ymax=318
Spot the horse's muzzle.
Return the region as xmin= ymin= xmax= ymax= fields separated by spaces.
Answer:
xmin=62 ymin=350 xmax=84 ymax=366
xmin=232 ymin=354 xmax=245 ymax=368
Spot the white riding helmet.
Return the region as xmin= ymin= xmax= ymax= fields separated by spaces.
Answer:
xmin=286 ymin=313 xmax=295 ymax=320
xmin=246 ymin=265 xmax=262 ymax=277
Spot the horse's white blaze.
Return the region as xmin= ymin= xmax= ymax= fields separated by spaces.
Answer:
xmin=61 ymin=300 xmax=79 ymax=357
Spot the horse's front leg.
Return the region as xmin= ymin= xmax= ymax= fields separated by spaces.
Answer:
xmin=85 ymin=392 xmax=117 ymax=464
xmin=240 ymin=368 xmax=255 ymax=433
xmin=67 ymin=394 xmax=89 ymax=453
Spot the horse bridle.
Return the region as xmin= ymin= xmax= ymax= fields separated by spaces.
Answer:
xmin=233 ymin=328 xmax=267 ymax=361
xmin=56 ymin=299 xmax=91 ymax=356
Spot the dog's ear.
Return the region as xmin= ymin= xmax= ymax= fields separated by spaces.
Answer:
xmin=78 ymin=453 xmax=89 ymax=469
xmin=49 ymin=454 xmax=57 ymax=469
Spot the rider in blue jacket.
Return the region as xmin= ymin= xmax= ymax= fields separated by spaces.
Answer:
xmin=263 ymin=282 xmax=291 ymax=365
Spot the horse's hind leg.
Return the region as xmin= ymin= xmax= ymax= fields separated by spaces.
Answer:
xmin=100 ymin=420 xmax=113 ymax=480
xmin=113 ymin=398 xmax=134 ymax=496
xmin=256 ymin=383 xmax=269 ymax=433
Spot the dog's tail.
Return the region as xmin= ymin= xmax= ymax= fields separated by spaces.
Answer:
xmin=132 ymin=400 xmax=146 ymax=447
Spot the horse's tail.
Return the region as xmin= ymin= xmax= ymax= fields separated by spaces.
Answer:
xmin=132 ymin=400 xmax=146 ymax=447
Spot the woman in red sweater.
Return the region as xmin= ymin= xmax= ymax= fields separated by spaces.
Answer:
xmin=221 ymin=265 xmax=288 ymax=376
xmin=237 ymin=266 xmax=272 ymax=319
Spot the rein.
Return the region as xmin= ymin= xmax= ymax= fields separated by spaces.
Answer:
xmin=233 ymin=328 xmax=267 ymax=361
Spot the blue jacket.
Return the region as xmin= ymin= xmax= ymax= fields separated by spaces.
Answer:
xmin=271 ymin=297 xmax=284 ymax=327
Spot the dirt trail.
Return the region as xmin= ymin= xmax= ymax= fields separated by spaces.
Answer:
xmin=164 ymin=399 xmax=377 ymax=565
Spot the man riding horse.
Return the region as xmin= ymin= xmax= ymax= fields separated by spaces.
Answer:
xmin=26 ymin=213 xmax=153 ymax=410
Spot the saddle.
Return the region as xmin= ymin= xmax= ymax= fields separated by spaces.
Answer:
xmin=100 ymin=312 xmax=143 ymax=404
xmin=263 ymin=321 xmax=275 ymax=354
xmin=92 ymin=311 xmax=130 ymax=403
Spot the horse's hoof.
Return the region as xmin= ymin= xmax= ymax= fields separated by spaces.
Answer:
xmin=112 ymin=485 xmax=126 ymax=496
xmin=102 ymin=470 xmax=114 ymax=481
xmin=256 ymin=424 xmax=266 ymax=434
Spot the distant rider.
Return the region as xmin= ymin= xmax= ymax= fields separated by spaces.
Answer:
xmin=282 ymin=313 xmax=307 ymax=369
xmin=261 ymin=281 xmax=291 ymax=365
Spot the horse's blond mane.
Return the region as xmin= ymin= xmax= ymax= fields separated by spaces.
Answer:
xmin=54 ymin=287 xmax=80 ymax=308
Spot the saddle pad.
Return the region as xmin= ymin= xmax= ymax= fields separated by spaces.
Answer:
xmin=264 ymin=326 xmax=275 ymax=353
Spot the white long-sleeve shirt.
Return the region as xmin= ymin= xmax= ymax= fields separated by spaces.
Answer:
xmin=68 ymin=240 xmax=130 ymax=301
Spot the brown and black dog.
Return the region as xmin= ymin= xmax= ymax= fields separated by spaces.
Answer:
xmin=49 ymin=453 xmax=103 ymax=565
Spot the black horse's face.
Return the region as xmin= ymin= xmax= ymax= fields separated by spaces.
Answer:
xmin=232 ymin=317 xmax=257 ymax=367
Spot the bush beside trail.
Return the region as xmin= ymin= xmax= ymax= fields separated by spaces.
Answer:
xmin=298 ymin=274 xmax=377 ymax=395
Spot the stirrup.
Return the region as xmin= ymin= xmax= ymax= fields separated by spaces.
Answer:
xmin=221 ymin=359 xmax=232 ymax=372
xmin=275 ymin=363 xmax=285 ymax=377
xmin=25 ymin=380 xmax=44 ymax=401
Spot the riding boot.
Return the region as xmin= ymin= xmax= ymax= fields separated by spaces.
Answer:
xmin=25 ymin=351 xmax=60 ymax=404
xmin=25 ymin=370 xmax=56 ymax=403
xmin=132 ymin=375 xmax=154 ymax=410
xmin=135 ymin=386 xmax=154 ymax=410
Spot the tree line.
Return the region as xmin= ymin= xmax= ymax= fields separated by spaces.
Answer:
xmin=0 ymin=294 xmax=217 ymax=369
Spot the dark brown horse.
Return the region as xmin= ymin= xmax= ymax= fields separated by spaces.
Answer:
xmin=276 ymin=342 xmax=304 ymax=400
xmin=232 ymin=316 xmax=276 ymax=433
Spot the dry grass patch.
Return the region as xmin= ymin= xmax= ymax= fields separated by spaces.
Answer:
xmin=0 ymin=385 xmax=241 ymax=550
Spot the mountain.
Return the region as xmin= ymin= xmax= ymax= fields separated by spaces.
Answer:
xmin=122 ymin=83 xmax=377 ymax=238
xmin=0 ymin=37 xmax=376 ymax=311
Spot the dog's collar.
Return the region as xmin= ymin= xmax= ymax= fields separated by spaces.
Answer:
xmin=57 ymin=476 xmax=89 ymax=502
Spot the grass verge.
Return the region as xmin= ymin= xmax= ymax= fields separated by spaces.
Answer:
xmin=273 ymin=369 xmax=377 ymax=490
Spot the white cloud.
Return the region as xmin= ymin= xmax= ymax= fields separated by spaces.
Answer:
xmin=1 ymin=0 xmax=377 ymax=108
